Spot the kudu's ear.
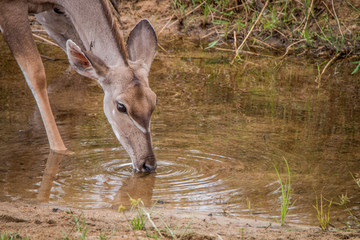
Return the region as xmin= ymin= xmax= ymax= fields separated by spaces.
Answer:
xmin=127 ymin=19 xmax=157 ymax=68
xmin=66 ymin=40 xmax=109 ymax=81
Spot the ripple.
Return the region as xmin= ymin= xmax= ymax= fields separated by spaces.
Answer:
xmin=35 ymin=147 xmax=239 ymax=214
xmin=148 ymin=150 xmax=237 ymax=213
xmin=64 ymin=148 xmax=236 ymax=213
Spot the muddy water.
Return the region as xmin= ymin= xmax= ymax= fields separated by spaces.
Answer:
xmin=0 ymin=37 xmax=359 ymax=227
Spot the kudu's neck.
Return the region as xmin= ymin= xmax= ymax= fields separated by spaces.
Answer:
xmin=36 ymin=0 xmax=127 ymax=66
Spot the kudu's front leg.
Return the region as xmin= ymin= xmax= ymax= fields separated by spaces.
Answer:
xmin=0 ymin=2 xmax=66 ymax=151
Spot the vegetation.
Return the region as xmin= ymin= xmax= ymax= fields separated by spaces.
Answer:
xmin=0 ymin=233 xmax=30 ymax=240
xmin=313 ymin=194 xmax=332 ymax=231
xmin=170 ymin=0 xmax=360 ymax=58
xmin=273 ymin=157 xmax=295 ymax=226
xmin=246 ymin=197 xmax=252 ymax=215
xmin=351 ymin=172 xmax=360 ymax=189
xmin=336 ymin=173 xmax=360 ymax=229
xmin=129 ymin=198 xmax=147 ymax=230
xmin=118 ymin=197 xmax=193 ymax=239
xmin=2 ymin=172 xmax=360 ymax=238
xmin=169 ymin=0 xmax=360 ymax=76
xmin=62 ymin=212 xmax=89 ymax=240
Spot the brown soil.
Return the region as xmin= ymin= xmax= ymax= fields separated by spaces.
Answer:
xmin=116 ymin=0 xmax=219 ymax=37
xmin=1 ymin=201 xmax=360 ymax=240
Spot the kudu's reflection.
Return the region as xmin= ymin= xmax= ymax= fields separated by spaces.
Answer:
xmin=114 ymin=172 xmax=156 ymax=208
xmin=37 ymin=151 xmax=64 ymax=202
xmin=37 ymin=151 xmax=156 ymax=206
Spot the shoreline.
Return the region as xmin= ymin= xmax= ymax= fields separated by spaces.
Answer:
xmin=1 ymin=200 xmax=359 ymax=239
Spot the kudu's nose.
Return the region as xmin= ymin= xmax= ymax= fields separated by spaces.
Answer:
xmin=140 ymin=155 xmax=157 ymax=172
xmin=142 ymin=163 xmax=157 ymax=172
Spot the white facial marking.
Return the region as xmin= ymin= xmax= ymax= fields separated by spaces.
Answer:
xmin=97 ymin=76 xmax=105 ymax=84
xmin=130 ymin=117 xmax=147 ymax=134
xmin=123 ymin=143 xmax=139 ymax=171
xmin=114 ymin=130 xmax=120 ymax=141
xmin=110 ymin=125 xmax=139 ymax=171
xmin=147 ymin=120 xmax=151 ymax=133
xmin=112 ymin=109 xmax=116 ymax=116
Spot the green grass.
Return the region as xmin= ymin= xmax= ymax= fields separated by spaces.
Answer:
xmin=61 ymin=212 xmax=88 ymax=240
xmin=119 ymin=196 xmax=194 ymax=239
xmin=351 ymin=61 xmax=360 ymax=75
xmin=98 ymin=232 xmax=108 ymax=240
xmin=246 ymin=197 xmax=252 ymax=215
xmin=337 ymin=172 xmax=360 ymax=228
xmin=170 ymin=0 xmax=359 ymax=58
xmin=0 ymin=233 xmax=30 ymax=240
xmin=350 ymin=172 xmax=360 ymax=188
xmin=273 ymin=157 xmax=295 ymax=226
xmin=313 ymin=194 xmax=332 ymax=231
xmin=130 ymin=209 xmax=146 ymax=230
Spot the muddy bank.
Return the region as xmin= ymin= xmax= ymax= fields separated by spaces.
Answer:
xmin=1 ymin=201 xmax=359 ymax=240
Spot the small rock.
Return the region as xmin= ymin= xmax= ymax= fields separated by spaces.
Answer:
xmin=47 ymin=219 xmax=56 ymax=224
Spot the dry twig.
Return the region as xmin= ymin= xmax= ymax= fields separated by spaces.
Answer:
xmin=167 ymin=1 xmax=206 ymax=30
xmin=316 ymin=53 xmax=340 ymax=88
xmin=302 ymin=0 xmax=314 ymax=36
xmin=331 ymin=0 xmax=343 ymax=37
xmin=278 ymin=39 xmax=306 ymax=59
xmin=231 ymin=0 xmax=269 ymax=64
xmin=158 ymin=14 xmax=175 ymax=36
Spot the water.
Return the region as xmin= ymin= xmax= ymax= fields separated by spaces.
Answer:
xmin=0 ymin=36 xmax=359 ymax=227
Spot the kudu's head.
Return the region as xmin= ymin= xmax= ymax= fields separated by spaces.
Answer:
xmin=65 ymin=19 xmax=158 ymax=172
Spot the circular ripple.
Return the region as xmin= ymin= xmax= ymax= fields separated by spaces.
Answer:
xmin=50 ymin=148 xmax=238 ymax=213
xmin=149 ymin=150 xmax=238 ymax=213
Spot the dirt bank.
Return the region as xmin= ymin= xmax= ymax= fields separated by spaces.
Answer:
xmin=1 ymin=201 xmax=359 ymax=239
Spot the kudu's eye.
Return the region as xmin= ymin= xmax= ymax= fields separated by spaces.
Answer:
xmin=53 ymin=7 xmax=64 ymax=14
xmin=116 ymin=102 xmax=127 ymax=113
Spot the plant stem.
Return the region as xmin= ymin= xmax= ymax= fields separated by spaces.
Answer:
xmin=231 ymin=0 xmax=269 ymax=64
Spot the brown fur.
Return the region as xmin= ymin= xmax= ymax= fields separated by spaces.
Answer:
xmin=100 ymin=0 xmax=129 ymax=65
xmin=1 ymin=0 xmax=158 ymax=171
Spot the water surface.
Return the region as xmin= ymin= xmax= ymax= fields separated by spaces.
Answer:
xmin=0 ymin=36 xmax=359 ymax=227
